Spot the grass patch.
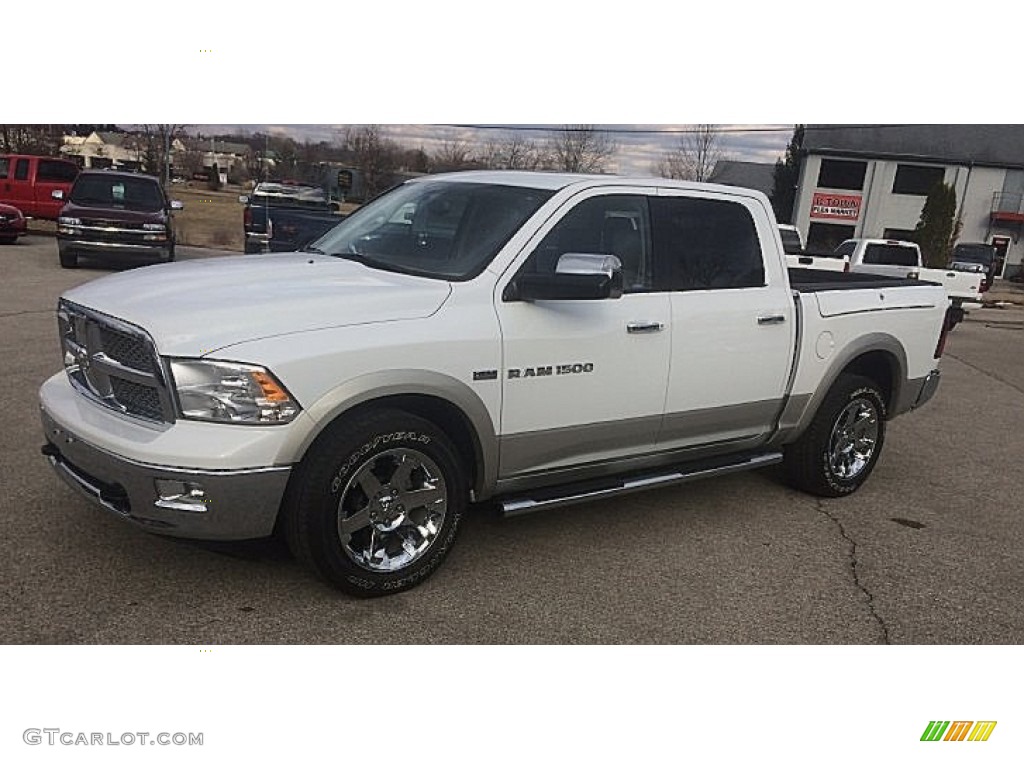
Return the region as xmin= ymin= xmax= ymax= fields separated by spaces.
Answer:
xmin=171 ymin=185 xmax=246 ymax=252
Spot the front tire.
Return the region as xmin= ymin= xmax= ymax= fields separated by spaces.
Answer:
xmin=784 ymin=373 xmax=887 ymax=497
xmin=58 ymin=247 xmax=78 ymax=268
xmin=283 ymin=409 xmax=467 ymax=597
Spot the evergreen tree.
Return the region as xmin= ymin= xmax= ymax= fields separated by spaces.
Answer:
xmin=914 ymin=182 xmax=958 ymax=268
xmin=770 ymin=125 xmax=804 ymax=224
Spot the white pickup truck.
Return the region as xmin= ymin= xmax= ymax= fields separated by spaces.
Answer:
xmin=778 ymin=225 xmax=850 ymax=273
xmin=834 ymin=238 xmax=985 ymax=326
xmin=40 ymin=172 xmax=950 ymax=596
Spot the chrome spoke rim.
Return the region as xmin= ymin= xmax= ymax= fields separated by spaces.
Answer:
xmin=336 ymin=448 xmax=447 ymax=573
xmin=828 ymin=398 xmax=879 ymax=481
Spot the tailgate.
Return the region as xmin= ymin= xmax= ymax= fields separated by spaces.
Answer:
xmin=918 ymin=267 xmax=983 ymax=301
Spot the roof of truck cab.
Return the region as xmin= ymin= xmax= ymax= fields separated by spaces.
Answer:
xmin=416 ymin=170 xmax=770 ymax=198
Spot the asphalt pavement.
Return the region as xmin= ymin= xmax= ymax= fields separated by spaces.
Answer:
xmin=2 ymin=233 xmax=1022 ymax=644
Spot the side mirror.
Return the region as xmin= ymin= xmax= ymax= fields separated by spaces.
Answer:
xmin=508 ymin=253 xmax=624 ymax=302
xmin=169 ymin=200 xmax=184 ymax=211
xmin=238 ymin=195 xmax=249 ymax=205
xmin=51 ymin=190 xmax=65 ymax=201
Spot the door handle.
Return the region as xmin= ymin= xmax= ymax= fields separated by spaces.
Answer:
xmin=627 ymin=322 xmax=664 ymax=334
xmin=757 ymin=314 xmax=787 ymax=326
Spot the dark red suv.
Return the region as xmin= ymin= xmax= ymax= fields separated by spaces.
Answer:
xmin=54 ymin=170 xmax=183 ymax=268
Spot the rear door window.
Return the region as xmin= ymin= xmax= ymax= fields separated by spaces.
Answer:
xmin=651 ymin=196 xmax=765 ymax=291
xmin=0 ymin=158 xmax=8 ymax=179
xmin=37 ymin=159 xmax=79 ymax=183
xmin=14 ymin=159 xmax=29 ymax=181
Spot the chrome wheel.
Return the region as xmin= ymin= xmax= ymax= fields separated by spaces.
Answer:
xmin=828 ymin=398 xmax=879 ymax=480
xmin=336 ymin=448 xmax=448 ymax=573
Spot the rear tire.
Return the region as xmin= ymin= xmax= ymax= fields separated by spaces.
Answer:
xmin=282 ymin=409 xmax=467 ymax=597
xmin=784 ymin=373 xmax=887 ymax=497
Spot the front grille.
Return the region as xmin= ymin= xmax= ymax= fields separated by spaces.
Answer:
xmin=109 ymin=377 xmax=164 ymax=421
xmin=58 ymin=300 xmax=173 ymax=424
xmin=99 ymin=325 xmax=156 ymax=372
xmin=80 ymin=219 xmax=147 ymax=230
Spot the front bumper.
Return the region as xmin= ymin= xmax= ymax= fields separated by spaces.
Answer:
xmin=40 ymin=397 xmax=291 ymax=541
xmin=0 ymin=221 xmax=26 ymax=237
xmin=58 ymin=237 xmax=171 ymax=261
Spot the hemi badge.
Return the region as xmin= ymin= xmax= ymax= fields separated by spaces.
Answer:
xmin=473 ymin=370 xmax=498 ymax=381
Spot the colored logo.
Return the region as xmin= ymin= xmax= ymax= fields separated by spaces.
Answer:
xmin=921 ymin=721 xmax=997 ymax=742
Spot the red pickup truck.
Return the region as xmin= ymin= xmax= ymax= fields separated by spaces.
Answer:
xmin=0 ymin=154 xmax=79 ymax=219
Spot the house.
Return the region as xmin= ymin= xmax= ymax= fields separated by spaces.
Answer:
xmin=60 ymin=131 xmax=187 ymax=173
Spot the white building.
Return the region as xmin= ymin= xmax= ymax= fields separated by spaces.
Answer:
xmin=793 ymin=125 xmax=1024 ymax=279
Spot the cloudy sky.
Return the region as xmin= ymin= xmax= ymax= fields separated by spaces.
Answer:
xmin=190 ymin=124 xmax=794 ymax=175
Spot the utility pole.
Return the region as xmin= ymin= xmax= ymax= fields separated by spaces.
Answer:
xmin=164 ymin=129 xmax=171 ymax=188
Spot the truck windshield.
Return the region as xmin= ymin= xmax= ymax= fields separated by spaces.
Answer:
xmin=70 ymin=175 xmax=164 ymax=212
xmin=311 ymin=181 xmax=554 ymax=280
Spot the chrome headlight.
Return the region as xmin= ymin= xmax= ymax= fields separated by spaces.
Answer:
xmin=169 ymin=359 xmax=300 ymax=424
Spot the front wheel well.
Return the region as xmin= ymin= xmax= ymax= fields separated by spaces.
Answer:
xmin=306 ymin=394 xmax=482 ymax=496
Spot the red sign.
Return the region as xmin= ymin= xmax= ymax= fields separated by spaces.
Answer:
xmin=811 ymin=192 xmax=862 ymax=221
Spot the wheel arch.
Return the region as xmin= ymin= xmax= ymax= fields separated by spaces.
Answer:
xmin=776 ymin=334 xmax=907 ymax=445
xmin=278 ymin=370 xmax=498 ymax=501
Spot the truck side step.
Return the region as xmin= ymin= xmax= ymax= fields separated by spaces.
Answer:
xmin=499 ymin=451 xmax=783 ymax=517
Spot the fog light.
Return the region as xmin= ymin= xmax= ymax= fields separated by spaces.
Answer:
xmin=154 ymin=479 xmax=209 ymax=513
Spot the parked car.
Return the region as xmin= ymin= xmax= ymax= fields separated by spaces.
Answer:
xmin=54 ymin=170 xmax=183 ymax=269
xmin=0 ymin=202 xmax=27 ymax=244
xmin=0 ymin=154 xmax=79 ymax=220
xmin=241 ymin=181 xmax=344 ymax=254
xmin=40 ymin=171 xmax=950 ymax=596
xmin=834 ymin=238 xmax=985 ymax=326
xmin=949 ymin=242 xmax=997 ymax=290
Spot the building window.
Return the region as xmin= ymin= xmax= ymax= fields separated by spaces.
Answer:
xmin=892 ymin=164 xmax=944 ymax=195
xmin=808 ymin=222 xmax=855 ymax=252
xmin=817 ymin=159 xmax=867 ymax=191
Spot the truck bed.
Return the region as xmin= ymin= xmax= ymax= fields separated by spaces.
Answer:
xmin=788 ymin=267 xmax=924 ymax=292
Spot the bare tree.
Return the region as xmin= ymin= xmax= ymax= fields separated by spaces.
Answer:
xmin=344 ymin=125 xmax=400 ymax=199
xmin=431 ymin=138 xmax=478 ymax=172
xmin=655 ymin=124 xmax=725 ymax=182
xmin=141 ymin=125 xmax=184 ymax=185
xmin=481 ymin=133 xmax=546 ymax=170
xmin=547 ymin=125 xmax=616 ymax=173
xmin=0 ymin=125 xmax=64 ymax=155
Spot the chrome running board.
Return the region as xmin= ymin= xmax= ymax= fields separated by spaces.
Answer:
xmin=500 ymin=452 xmax=783 ymax=517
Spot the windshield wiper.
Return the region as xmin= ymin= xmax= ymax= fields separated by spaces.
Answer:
xmin=302 ymin=246 xmax=326 ymax=254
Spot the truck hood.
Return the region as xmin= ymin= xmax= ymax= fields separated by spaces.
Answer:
xmin=62 ymin=253 xmax=452 ymax=357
